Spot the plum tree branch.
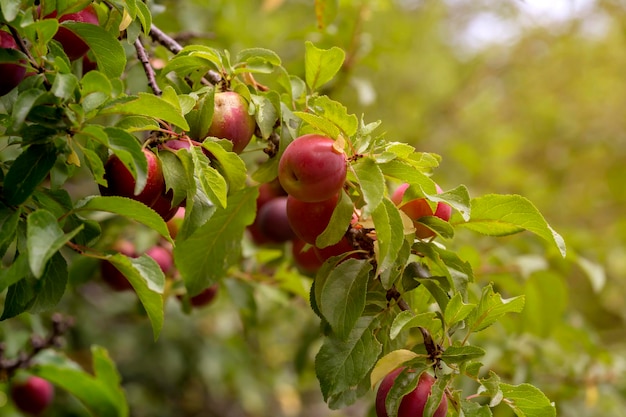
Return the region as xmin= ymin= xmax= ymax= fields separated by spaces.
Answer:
xmin=134 ymin=37 xmax=162 ymax=96
xmin=0 ymin=314 xmax=74 ymax=381
xmin=148 ymin=23 xmax=221 ymax=85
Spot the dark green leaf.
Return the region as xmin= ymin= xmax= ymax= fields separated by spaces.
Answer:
xmin=1 ymin=277 xmax=35 ymax=320
xmin=319 ymin=258 xmax=372 ymax=339
xmin=315 ymin=316 xmax=382 ymax=407
xmin=3 ymin=143 xmax=57 ymax=205
xmin=29 ymin=252 xmax=68 ymax=313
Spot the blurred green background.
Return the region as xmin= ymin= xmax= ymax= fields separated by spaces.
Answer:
xmin=4 ymin=0 xmax=626 ymax=416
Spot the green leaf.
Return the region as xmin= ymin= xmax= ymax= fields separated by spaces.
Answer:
xmin=384 ymin=365 xmax=430 ymax=417
xmin=304 ymin=41 xmax=345 ymax=91
xmin=102 ymin=253 xmax=165 ymax=339
xmin=175 ymin=187 xmax=258 ymax=296
xmin=3 ymin=143 xmax=57 ymax=205
xmin=457 ymin=194 xmax=566 ymax=257
xmin=74 ymin=196 xmax=172 ymax=244
xmin=466 ymin=284 xmax=525 ymax=334
xmin=236 ymin=47 xmax=282 ymax=66
xmin=51 ymin=72 xmax=79 ymax=100
xmin=29 ymin=252 xmax=68 ymax=313
xmin=34 ymin=347 xmax=129 ymax=417
xmin=0 ymin=0 xmax=21 ymax=21
xmin=425 ymin=184 xmax=471 ymax=222
xmin=11 ymin=88 xmax=47 ymax=130
xmin=294 ymin=111 xmax=340 ymax=138
xmin=315 ymin=316 xmax=382 ymax=407
xmin=444 ymin=292 xmax=476 ymax=328
xmin=1 ymin=277 xmax=35 ymax=320
xmin=0 ymin=205 xmax=21 ymax=258
xmin=187 ymin=91 xmax=214 ymax=140
xmin=27 ymin=209 xmax=82 ymax=278
xmin=310 ymin=95 xmax=358 ymax=137
xmin=352 ymin=156 xmax=385 ymax=217
xmin=101 ymin=93 xmax=190 ymax=130
xmin=315 ymin=189 xmax=354 ymax=248
xmin=500 ymin=383 xmax=556 ymax=417
xmin=461 ymin=400 xmax=493 ymax=417
xmin=371 ymin=198 xmax=408 ymax=280
xmin=370 ymin=350 xmax=420 ymax=389
xmin=389 ymin=311 xmax=439 ymax=340
xmin=441 ymin=344 xmax=485 ymax=365
xmin=319 ymin=258 xmax=372 ymax=339
xmin=0 ymin=253 xmax=30 ymax=294
xmin=192 ymin=146 xmax=227 ymax=208
xmin=200 ymin=141 xmax=247 ymax=192
xmin=250 ymin=93 xmax=279 ymax=139
xmin=61 ymin=22 xmax=126 ymax=79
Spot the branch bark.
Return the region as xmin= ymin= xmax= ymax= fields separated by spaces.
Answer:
xmin=134 ymin=37 xmax=162 ymax=96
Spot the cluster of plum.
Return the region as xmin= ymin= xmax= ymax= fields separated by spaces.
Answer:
xmin=248 ymin=133 xmax=359 ymax=274
xmin=99 ymin=90 xmax=255 ymax=223
xmin=98 ymin=90 xmax=253 ymax=305
xmin=0 ymin=5 xmax=99 ymax=96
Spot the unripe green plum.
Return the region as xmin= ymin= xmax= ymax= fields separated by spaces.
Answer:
xmin=278 ymin=134 xmax=347 ymax=202
xmin=375 ymin=368 xmax=447 ymax=417
xmin=100 ymin=148 xmax=165 ymax=208
xmin=206 ymin=92 xmax=256 ymax=154
xmin=10 ymin=376 xmax=54 ymax=415
xmin=0 ymin=31 xmax=26 ymax=96
xmin=286 ymin=193 xmax=339 ymax=244
xmin=391 ymin=183 xmax=451 ymax=239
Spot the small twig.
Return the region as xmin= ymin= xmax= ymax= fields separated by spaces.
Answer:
xmin=7 ymin=26 xmax=38 ymax=70
xmin=134 ymin=37 xmax=162 ymax=96
xmin=149 ymin=23 xmax=222 ymax=85
xmin=0 ymin=314 xmax=74 ymax=380
xmin=387 ymin=287 xmax=443 ymax=363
